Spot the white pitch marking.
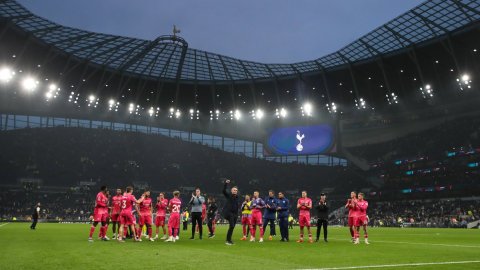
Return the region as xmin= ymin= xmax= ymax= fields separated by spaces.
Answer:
xmin=367 ymin=239 xmax=480 ymax=248
xmin=328 ymin=237 xmax=480 ymax=248
xmin=299 ymin=260 xmax=480 ymax=270
xmin=0 ymin=223 xmax=9 ymax=228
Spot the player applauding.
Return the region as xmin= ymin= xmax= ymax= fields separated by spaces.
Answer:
xmin=138 ymin=190 xmax=154 ymax=241
xmin=250 ymin=191 xmax=265 ymax=242
xmin=354 ymin=193 xmax=369 ymax=245
xmin=154 ymin=193 xmax=169 ymax=240
xmin=240 ymin=195 xmax=252 ymax=241
xmin=345 ymin=191 xmax=357 ymax=242
xmin=297 ymin=191 xmax=313 ymax=243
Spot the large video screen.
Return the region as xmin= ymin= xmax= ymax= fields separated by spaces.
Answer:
xmin=265 ymin=124 xmax=336 ymax=155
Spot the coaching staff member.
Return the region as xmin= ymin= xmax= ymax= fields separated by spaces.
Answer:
xmin=30 ymin=202 xmax=41 ymax=230
xmin=189 ymin=187 xmax=205 ymax=240
xmin=315 ymin=193 xmax=329 ymax=242
xmin=222 ymin=179 xmax=239 ymax=245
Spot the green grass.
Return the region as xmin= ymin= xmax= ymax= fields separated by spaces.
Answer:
xmin=0 ymin=223 xmax=479 ymax=270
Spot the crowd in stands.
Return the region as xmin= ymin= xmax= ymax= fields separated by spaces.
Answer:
xmin=366 ymin=199 xmax=480 ymax=228
xmin=1 ymin=122 xmax=479 ymax=228
xmin=0 ymin=127 xmax=363 ymax=196
xmin=346 ymin=116 xmax=480 ymax=199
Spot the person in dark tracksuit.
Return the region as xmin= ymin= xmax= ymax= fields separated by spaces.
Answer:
xmin=263 ymin=190 xmax=278 ymax=240
xmin=30 ymin=202 xmax=40 ymax=230
xmin=222 ymin=179 xmax=239 ymax=245
xmin=315 ymin=193 xmax=329 ymax=242
xmin=276 ymin=192 xmax=290 ymax=242
xmin=206 ymin=196 xmax=217 ymax=238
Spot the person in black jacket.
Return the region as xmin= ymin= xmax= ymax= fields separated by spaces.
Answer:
xmin=315 ymin=193 xmax=329 ymax=242
xmin=30 ymin=202 xmax=40 ymax=230
xmin=206 ymin=196 xmax=218 ymax=238
xmin=222 ymin=179 xmax=239 ymax=245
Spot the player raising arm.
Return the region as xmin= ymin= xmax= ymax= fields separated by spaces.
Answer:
xmin=297 ymin=191 xmax=313 ymax=243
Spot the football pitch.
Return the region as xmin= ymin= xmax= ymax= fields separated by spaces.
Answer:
xmin=0 ymin=223 xmax=479 ymax=270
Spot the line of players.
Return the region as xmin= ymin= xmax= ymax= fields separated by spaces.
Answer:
xmin=88 ymin=185 xmax=369 ymax=244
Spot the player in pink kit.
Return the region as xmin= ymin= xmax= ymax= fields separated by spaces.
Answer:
xmin=249 ymin=191 xmax=265 ymax=242
xmin=117 ymin=186 xmax=144 ymax=242
xmin=297 ymin=191 xmax=313 ymax=243
xmin=98 ymin=190 xmax=111 ymax=239
xmin=165 ymin=190 xmax=182 ymax=242
xmin=88 ymin=185 xmax=109 ymax=242
xmin=354 ymin=192 xmax=369 ymax=245
xmin=137 ymin=190 xmax=154 ymax=241
xmin=110 ymin=188 xmax=122 ymax=239
xmin=345 ymin=191 xmax=358 ymax=242
xmin=154 ymin=192 xmax=169 ymax=240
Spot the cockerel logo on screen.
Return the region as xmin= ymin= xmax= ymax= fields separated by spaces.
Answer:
xmin=296 ymin=130 xmax=305 ymax=152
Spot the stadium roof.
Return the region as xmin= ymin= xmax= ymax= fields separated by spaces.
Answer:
xmin=1 ymin=0 xmax=479 ymax=84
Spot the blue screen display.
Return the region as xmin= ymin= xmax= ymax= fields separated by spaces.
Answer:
xmin=265 ymin=124 xmax=335 ymax=155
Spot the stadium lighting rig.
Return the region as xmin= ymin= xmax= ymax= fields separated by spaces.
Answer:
xmin=129 ymin=103 xmax=135 ymax=114
xmin=44 ymin=83 xmax=60 ymax=101
xmin=275 ymin=108 xmax=288 ymax=119
xmin=420 ymin=84 xmax=434 ymax=98
xmin=4 ymin=62 xmax=476 ymax=121
xmin=255 ymin=109 xmax=264 ymax=120
xmin=326 ymin=102 xmax=337 ymax=114
xmin=148 ymin=107 xmax=160 ymax=117
xmin=68 ymin=92 xmax=80 ymax=104
xmin=21 ymin=76 xmax=39 ymax=92
xmin=233 ymin=109 xmax=242 ymax=120
xmin=209 ymin=110 xmax=220 ymax=120
xmin=355 ymin=98 xmax=367 ymax=109
xmin=0 ymin=67 xmax=15 ymax=83
xmin=169 ymin=107 xmax=181 ymax=119
xmin=108 ymin=99 xmax=120 ymax=112
xmin=457 ymin=74 xmax=472 ymax=91
xmin=87 ymin=95 xmax=99 ymax=108
xmin=386 ymin=92 xmax=398 ymax=105
xmin=229 ymin=110 xmax=239 ymax=121
xmin=301 ymin=102 xmax=313 ymax=117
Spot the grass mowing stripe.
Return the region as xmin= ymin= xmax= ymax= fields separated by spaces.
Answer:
xmin=298 ymin=260 xmax=480 ymax=270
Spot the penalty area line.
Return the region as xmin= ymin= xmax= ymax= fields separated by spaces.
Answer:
xmin=0 ymin=223 xmax=9 ymax=228
xmin=298 ymin=260 xmax=480 ymax=270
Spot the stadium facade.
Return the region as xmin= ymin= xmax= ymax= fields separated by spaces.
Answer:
xmin=0 ymin=0 xmax=479 ymax=165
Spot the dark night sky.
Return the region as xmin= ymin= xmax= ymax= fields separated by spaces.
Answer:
xmin=18 ymin=0 xmax=423 ymax=63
